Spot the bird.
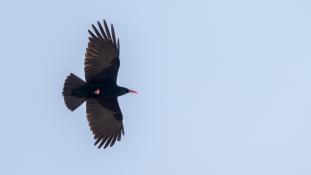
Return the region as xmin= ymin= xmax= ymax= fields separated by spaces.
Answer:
xmin=62 ymin=20 xmax=137 ymax=149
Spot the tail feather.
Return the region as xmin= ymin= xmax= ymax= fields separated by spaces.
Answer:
xmin=63 ymin=73 xmax=86 ymax=111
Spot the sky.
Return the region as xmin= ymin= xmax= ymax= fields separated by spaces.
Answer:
xmin=0 ymin=0 xmax=311 ymax=174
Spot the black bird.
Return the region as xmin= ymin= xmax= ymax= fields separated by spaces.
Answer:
xmin=62 ymin=20 xmax=137 ymax=149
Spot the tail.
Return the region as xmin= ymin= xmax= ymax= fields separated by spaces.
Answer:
xmin=62 ymin=73 xmax=86 ymax=111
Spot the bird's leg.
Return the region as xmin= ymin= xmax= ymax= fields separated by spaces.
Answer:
xmin=94 ymin=89 xmax=101 ymax=95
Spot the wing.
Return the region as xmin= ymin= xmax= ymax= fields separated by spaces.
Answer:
xmin=84 ymin=20 xmax=120 ymax=83
xmin=86 ymin=98 xmax=124 ymax=149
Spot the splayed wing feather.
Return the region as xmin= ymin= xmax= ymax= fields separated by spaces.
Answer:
xmin=117 ymin=38 xmax=120 ymax=54
xmin=111 ymin=24 xmax=116 ymax=45
xmin=103 ymin=20 xmax=112 ymax=38
xmin=98 ymin=21 xmax=108 ymax=39
xmin=117 ymin=128 xmax=122 ymax=141
xmin=110 ymin=134 xmax=118 ymax=147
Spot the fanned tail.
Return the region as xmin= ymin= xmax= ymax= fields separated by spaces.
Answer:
xmin=62 ymin=73 xmax=86 ymax=111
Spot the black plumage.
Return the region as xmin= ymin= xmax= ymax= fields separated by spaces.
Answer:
xmin=62 ymin=20 xmax=136 ymax=149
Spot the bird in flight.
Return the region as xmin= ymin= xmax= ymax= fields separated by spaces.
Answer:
xmin=62 ymin=20 xmax=137 ymax=149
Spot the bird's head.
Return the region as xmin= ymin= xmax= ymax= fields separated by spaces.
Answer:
xmin=118 ymin=86 xmax=138 ymax=96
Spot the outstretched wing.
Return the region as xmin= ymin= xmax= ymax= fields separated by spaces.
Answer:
xmin=86 ymin=98 xmax=124 ymax=149
xmin=84 ymin=20 xmax=120 ymax=83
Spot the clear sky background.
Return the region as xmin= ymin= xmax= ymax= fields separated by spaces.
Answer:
xmin=1 ymin=0 xmax=311 ymax=174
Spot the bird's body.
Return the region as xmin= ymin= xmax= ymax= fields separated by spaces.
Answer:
xmin=62 ymin=20 xmax=136 ymax=149
xmin=72 ymin=81 xmax=128 ymax=99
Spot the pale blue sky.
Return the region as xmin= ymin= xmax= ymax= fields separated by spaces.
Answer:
xmin=1 ymin=0 xmax=311 ymax=174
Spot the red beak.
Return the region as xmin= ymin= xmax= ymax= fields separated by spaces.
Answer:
xmin=129 ymin=89 xmax=138 ymax=94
